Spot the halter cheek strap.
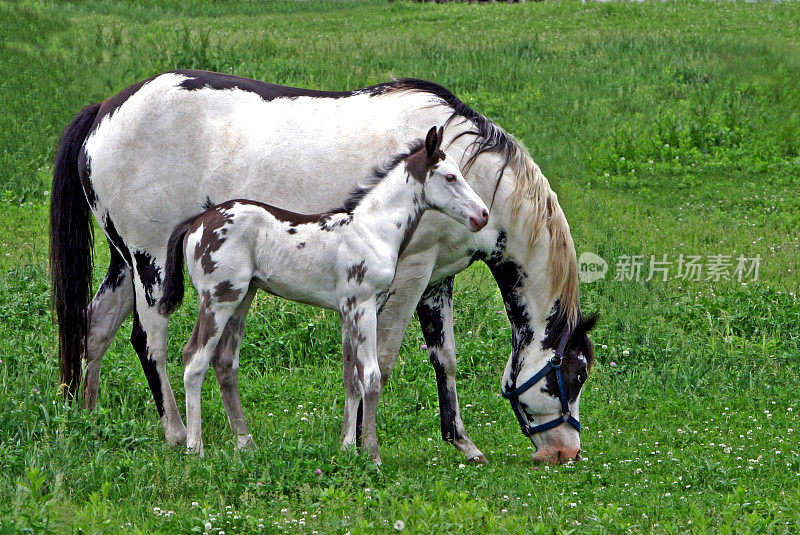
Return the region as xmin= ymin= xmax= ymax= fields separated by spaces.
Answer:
xmin=501 ymin=329 xmax=581 ymax=436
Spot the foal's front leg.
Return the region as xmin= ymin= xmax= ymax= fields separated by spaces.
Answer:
xmin=340 ymin=296 xmax=382 ymax=463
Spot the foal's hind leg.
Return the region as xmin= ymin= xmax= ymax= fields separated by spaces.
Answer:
xmin=417 ymin=277 xmax=485 ymax=464
xmin=83 ymin=246 xmax=134 ymax=409
xmin=183 ymin=290 xmax=242 ymax=455
xmin=212 ymin=286 xmax=256 ymax=450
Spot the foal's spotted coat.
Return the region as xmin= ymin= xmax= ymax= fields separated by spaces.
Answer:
xmin=158 ymin=128 xmax=488 ymax=460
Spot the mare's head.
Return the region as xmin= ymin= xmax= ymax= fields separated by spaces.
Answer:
xmin=407 ymin=126 xmax=489 ymax=232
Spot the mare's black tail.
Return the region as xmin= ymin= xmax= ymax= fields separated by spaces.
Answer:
xmin=49 ymin=102 xmax=101 ymax=400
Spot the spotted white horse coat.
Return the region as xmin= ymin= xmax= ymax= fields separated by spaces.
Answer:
xmin=51 ymin=70 xmax=595 ymax=464
xmin=158 ymin=128 xmax=488 ymax=461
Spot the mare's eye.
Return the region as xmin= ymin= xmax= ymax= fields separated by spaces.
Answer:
xmin=445 ymin=174 xmax=457 ymax=183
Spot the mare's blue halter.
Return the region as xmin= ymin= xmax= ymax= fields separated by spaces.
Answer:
xmin=501 ymin=329 xmax=581 ymax=436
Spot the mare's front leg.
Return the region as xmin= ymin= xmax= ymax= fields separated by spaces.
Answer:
xmin=182 ymin=291 xmax=241 ymax=456
xmin=131 ymin=264 xmax=186 ymax=446
xmin=417 ymin=277 xmax=486 ymax=464
xmin=212 ymin=286 xmax=257 ymax=450
xmin=340 ymin=296 xmax=382 ymax=464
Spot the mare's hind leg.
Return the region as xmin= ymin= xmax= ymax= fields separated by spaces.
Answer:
xmin=83 ymin=245 xmax=134 ymax=409
xmin=130 ymin=262 xmax=186 ymax=446
xmin=417 ymin=277 xmax=485 ymax=464
xmin=212 ymin=286 xmax=256 ymax=450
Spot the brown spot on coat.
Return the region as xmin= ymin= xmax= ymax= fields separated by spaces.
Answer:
xmin=213 ymin=280 xmax=242 ymax=302
xmin=183 ymin=290 xmax=218 ymax=366
xmin=405 ymin=147 xmax=444 ymax=183
xmin=191 ymin=204 xmax=235 ymax=274
xmin=346 ymin=261 xmax=368 ymax=284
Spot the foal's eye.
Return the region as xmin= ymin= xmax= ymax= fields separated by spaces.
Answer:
xmin=445 ymin=174 xmax=457 ymax=183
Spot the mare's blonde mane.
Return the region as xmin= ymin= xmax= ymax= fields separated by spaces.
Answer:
xmin=388 ymin=78 xmax=580 ymax=325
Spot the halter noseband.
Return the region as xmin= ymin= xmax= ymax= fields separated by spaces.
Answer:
xmin=501 ymin=329 xmax=581 ymax=436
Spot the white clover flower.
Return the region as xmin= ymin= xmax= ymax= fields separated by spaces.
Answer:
xmin=394 ymin=520 xmax=405 ymax=530
xmin=204 ymin=522 xmax=212 ymax=531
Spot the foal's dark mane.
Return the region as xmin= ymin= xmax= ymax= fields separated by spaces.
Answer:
xmin=339 ymin=139 xmax=426 ymax=214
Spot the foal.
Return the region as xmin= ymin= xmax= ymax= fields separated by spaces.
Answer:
xmin=158 ymin=127 xmax=489 ymax=460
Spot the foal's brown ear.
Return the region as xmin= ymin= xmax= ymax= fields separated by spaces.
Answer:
xmin=436 ymin=126 xmax=444 ymax=150
xmin=425 ymin=126 xmax=438 ymax=159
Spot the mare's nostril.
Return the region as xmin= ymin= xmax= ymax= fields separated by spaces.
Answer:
xmin=482 ymin=209 xmax=489 ymax=221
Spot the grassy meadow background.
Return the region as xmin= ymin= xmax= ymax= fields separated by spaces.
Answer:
xmin=1 ymin=0 xmax=799 ymax=532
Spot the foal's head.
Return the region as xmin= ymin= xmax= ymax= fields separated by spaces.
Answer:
xmin=408 ymin=127 xmax=489 ymax=232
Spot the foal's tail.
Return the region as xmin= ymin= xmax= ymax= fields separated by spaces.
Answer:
xmin=158 ymin=217 xmax=195 ymax=316
xmin=50 ymin=102 xmax=101 ymax=401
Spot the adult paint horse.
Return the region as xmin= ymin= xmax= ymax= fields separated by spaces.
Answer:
xmin=51 ymin=70 xmax=595 ymax=464
xmin=158 ymin=127 xmax=488 ymax=461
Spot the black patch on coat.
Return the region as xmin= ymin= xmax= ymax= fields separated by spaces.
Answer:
xmin=416 ymin=276 xmax=454 ymax=350
xmin=133 ymin=250 xmax=162 ymax=307
xmin=131 ymin=309 xmax=165 ymax=417
xmin=346 ymin=261 xmax=367 ymax=284
xmin=174 ymin=69 xmax=394 ymax=101
xmin=287 ymin=228 xmax=297 ymax=235
xmin=212 ymin=199 xmax=341 ymax=231
xmin=467 ymin=231 xmax=507 ymax=266
xmin=97 ymin=243 xmax=128 ymax=294
xmin=203 ymin=196 xmax=215 ymax=210
xmin=190 ymin=204 xmax=234 ymax=274
xmin=102 ymin=211 xmax=133 ymax=267
xmin=398 ymin=202 xmax=426 ymax=257
xmin=484 ymin=254 xmax=534 ymax=393
xmin=429 ymin=350 xmax=461 ymax=443
xmin=92 ymin=75 xmax=159 ymax=130
xmin=297 ymin=242 xmax=306 ymax=250
xmin=416 ymin=276 xmax=462 ymax=443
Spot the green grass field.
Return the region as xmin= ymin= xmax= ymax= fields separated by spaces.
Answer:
xmin=1 ymin=0 xmax=799 ymax=532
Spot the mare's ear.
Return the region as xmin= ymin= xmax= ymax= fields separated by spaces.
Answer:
xmin=425 ymin=126 xmax=438 ymax=159
xmin=436 ymin=126 xmax=444 ymax=150
xmin=573 ymin=313 xmax=599 ymax=340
